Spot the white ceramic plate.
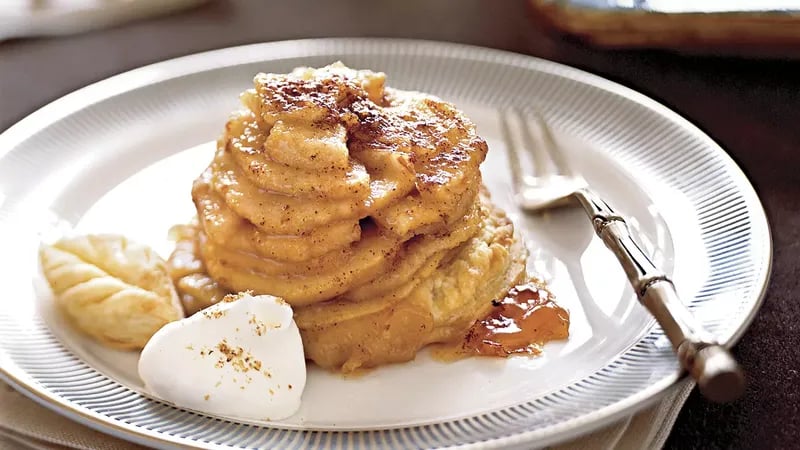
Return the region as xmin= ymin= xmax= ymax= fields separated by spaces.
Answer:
xmin=0 ymin=39 xmax=771 ymax=449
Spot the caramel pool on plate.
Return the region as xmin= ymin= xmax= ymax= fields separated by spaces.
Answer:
xmin=438 ymin=281 xmax=570 ymax=359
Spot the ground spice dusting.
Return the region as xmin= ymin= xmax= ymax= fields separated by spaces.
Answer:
xmin=203 ymin=309 xmax=226 ymax=319
xmin=222 ymin=292 xmax=249 ymax=303
xmin=213 ymin=339 xmax=263 ymax=373
xmin=249 ymin=314 xmax=267 ymax=336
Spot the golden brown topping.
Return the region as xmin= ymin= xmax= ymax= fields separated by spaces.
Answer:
xmin=190 ymin=63 xmax=489 ymax=307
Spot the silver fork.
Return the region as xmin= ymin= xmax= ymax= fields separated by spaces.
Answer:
xmin=499 ymin=109 xmax=745 ymax=403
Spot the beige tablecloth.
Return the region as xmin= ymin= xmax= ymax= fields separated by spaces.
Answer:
xmin=0 ymin=379 xmax=693 ymax=450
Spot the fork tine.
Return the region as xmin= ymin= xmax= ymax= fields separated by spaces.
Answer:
xmin=512 ymin=107 xmax=549 ymax=178
xmin=522 ymin=108 xmax=574 ymax=177
xmin=498 ymin=110 xmax=525 ymax=194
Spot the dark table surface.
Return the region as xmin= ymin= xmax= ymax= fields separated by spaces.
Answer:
xmin=1 ymin=1 xmax=798 ymax=449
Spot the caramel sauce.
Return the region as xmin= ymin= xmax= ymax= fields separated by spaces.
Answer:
xmin=434 ymin=281 xmax=570 ymax=360
xmin=166 ymin=224 xmax=228 ymax=315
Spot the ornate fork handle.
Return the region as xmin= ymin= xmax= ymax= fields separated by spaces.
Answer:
xmin=574 ymin=188 xmax=745 ymax=403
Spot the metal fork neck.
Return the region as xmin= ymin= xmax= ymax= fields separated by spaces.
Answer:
xmin=573 ymin=188 xmax=744 ymax=402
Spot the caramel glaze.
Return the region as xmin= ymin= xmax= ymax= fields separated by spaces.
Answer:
xmin=435 ymin=280 xmax=570 ymax=360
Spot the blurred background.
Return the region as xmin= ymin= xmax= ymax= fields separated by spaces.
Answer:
xmin=3 ymin=0 xmax=800 ymax=132
xmin=1 ymin=1 xmax=799 ymax=449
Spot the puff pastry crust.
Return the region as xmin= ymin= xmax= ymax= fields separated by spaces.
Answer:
xmin=39 ymin=234 xmax=184 ymax=349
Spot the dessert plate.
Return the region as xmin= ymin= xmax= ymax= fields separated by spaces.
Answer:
xmin=0 ymin=39 xmax=771 ymax=449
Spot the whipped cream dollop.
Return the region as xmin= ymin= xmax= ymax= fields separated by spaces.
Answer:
xmin=138 ymin=292 xmax=306 ymax=421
